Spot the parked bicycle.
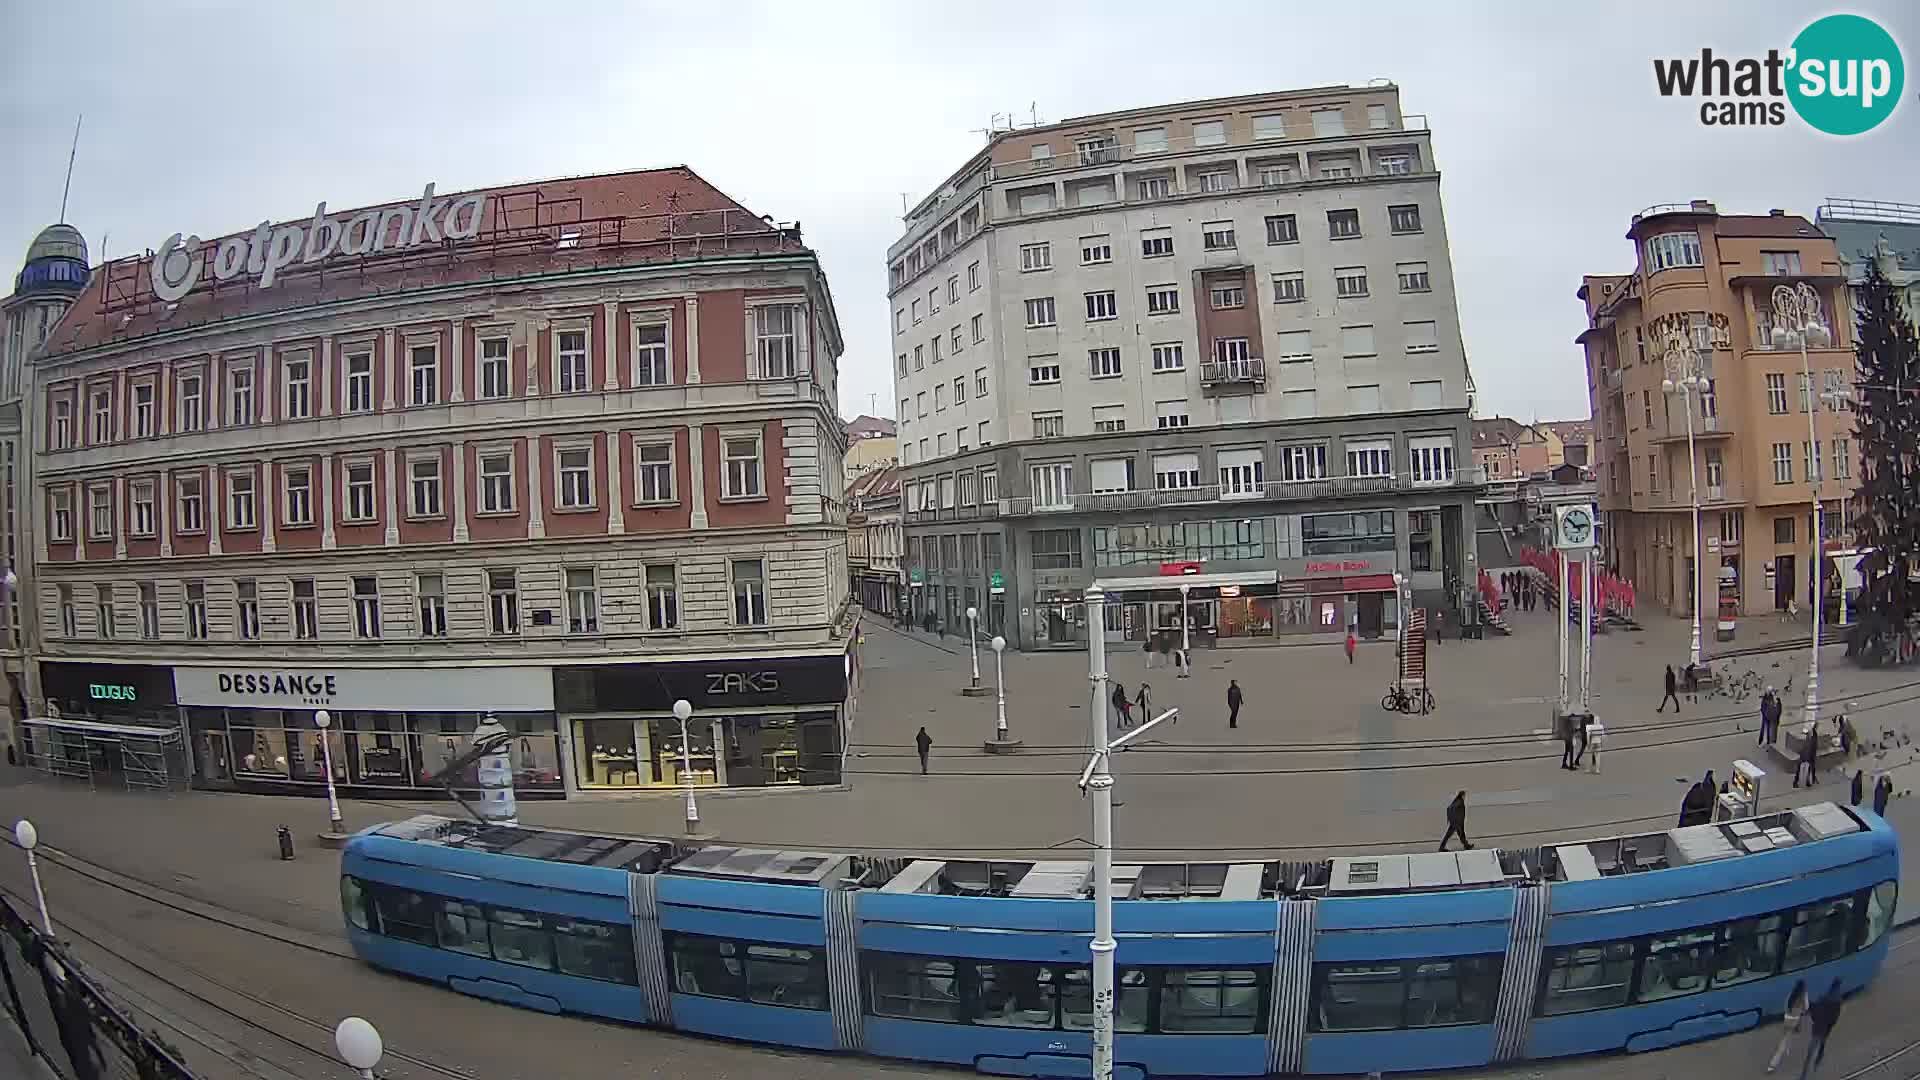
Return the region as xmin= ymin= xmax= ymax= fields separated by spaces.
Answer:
xmin=1382 ymin=683 xmax=1436 ymax=715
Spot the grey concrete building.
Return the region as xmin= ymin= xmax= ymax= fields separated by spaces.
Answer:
xmin=886 ymin=85 xmax=1482 ymax=649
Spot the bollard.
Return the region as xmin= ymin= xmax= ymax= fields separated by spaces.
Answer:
xmin=277 ymin=825 xmax=295 ymax=861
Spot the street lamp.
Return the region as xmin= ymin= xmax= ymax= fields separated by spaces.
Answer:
xmin=12 ymin=819 xmax=50 ymax=934
xmin=991 ymin=636 xmax=1011 ymax=745
xmin=1772 ymin=282 xmax=1834 ymax=737
xmin=1178 ymin=583 xmax=1192 ymax=677
xmin=333 ymin=1017 xmax=384 ymax=1079
xmin=961 ymin=605 xmax=990 ymax=696
xmin=1661 ymin=363 xmax=1707 ymax=672
xmin=671 ymin=698 xmax=700 ymax=835
xmin=1077 ymin=585 xmax=1177 ymax=1080
xmin=313 ymin=710 xmax=347 ymax=840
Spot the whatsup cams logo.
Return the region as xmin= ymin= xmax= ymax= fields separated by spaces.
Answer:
xmin=1653 ymin=13 xmax=1905 ymax=134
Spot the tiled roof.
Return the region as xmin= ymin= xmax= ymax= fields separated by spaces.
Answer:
xmin=845 ymin=414 xmax=897 ymax=439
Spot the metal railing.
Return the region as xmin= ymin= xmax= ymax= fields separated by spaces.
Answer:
xmin=1817 ymin=198 xmax=1920 ymax=226
xmin=1200 ymin=358 xmax=1266 ymax=387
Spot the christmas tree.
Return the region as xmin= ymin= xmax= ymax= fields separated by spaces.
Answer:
xmin=1848 ymin=259 xmax=1920 ymax=666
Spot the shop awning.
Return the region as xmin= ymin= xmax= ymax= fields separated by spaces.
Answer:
xmin=21 ymin=716 xmax=182 ymax=741
xmin=1092 ymin=571 xmax=1280 ymax=593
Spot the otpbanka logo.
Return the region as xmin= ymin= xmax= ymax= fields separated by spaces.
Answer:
xmin=1653 ymin=13 xmax=1905 ymax=134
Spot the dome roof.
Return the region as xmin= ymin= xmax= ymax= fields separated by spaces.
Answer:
xmin=25 ymin=224 xmax=87 ymax=266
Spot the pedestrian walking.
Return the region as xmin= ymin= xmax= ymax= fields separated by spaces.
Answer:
xmin=1850 ymin=769 xmax=1864 ymax=807
xmin=1135 ymin=682 xmax=1153 ymax=718
xmin=1439 ymin=791 xmax=1472 ymax=851
xmin=1112 ymin=682 xmax=1134 ymax=729
xmin=1561 ymin=723 xmax=1580 ymax=770
xmin=1798 ymin=980 xmax=1844 ymax=1080
xmin=1659 ymin=665 xmax=1681 ymax=713
xmin=1837 ymin=712 xmax=1856 ymax=758
xmin=1759 ymin=689 xmax=1780 ymax=745
xmin=915 ymin=726 xmax=932 ymax=775
xmin=1143 ymin=636 xmax=1156 ymax=668
xmin=1873 ymin=773 xmax=1893 ymax=815
xmin=1345 ymin=629 xmax=1357 ymax=665
xmin=1767 ymin=980 xmax=1810 ymax=1074
xmin=1794 ymin=725 xmax=1819 ymax=788
xmin=923 ymin=610 xmax=936 ymax=636
xmin=1175 ymin=646 xmax=1191 ymax=679
xmin=1226 ymin=680 xmax=1243 ymax=729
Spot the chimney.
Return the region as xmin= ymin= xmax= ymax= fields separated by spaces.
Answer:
xmin=1770 ymin=208 xmax=1786 ymax=217
xmin=1689 ymin=199 xmax=1717 ymax=214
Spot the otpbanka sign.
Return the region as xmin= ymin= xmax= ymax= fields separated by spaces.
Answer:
xmin=149 ymin=183 xmax=490 ymax=301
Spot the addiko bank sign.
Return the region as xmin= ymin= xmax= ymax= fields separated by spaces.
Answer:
xmin=149 ymin=182 xmax=490 ymax=301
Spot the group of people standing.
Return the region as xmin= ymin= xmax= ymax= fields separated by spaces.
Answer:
xmin=1142 ymin=633 xmax=1194 ymax=677
xmin=1499 ymin=571 xmax=1541 ymax=612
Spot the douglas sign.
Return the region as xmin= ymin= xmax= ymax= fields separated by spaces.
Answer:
xmin=149 ymin=183 xmax=489 ymax=301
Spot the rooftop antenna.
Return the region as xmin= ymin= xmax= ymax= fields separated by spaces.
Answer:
xmin=58 ymin=114 xmax=82 ymax=223
xmin=1029 ymin=101 xmax=1039 ymax=128
xmin=868 ymin=392 xmax=877 ymax=416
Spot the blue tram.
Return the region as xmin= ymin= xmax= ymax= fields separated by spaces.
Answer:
xmin=340 ymin=803 xmax=1899 ymax=1077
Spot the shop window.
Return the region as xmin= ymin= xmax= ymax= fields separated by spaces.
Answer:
xmin=1408 ymin=511 xmax=1436 ymax=572
xmin=575 ymin=718 xmax=641 ymax=788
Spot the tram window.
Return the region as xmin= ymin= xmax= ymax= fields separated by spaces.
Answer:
xmin=1313 ymin=962 xmax=1403 ymax=1032
xmin=1782 ymin=898 xmax=1854 ymax=973
xmin=1859 ymin=882 xmax=1898 ymax=951
xmin=1062 ymin=968 xmax=1148 ymax=1032
xmin=1538 ymin=942 xmax=1634 ymax=1015
xmin=340 ymin=876 xmax=370 ymax=931
xmin=488 ymin=909 xmax=555 ymax=971
xmin=374 ymin=888 xmax=439 ymax=947
xmin=1637 ymin=928 xmax=1717 ymax=1002
xmin=867 ymin=954 xmax=962 ymax=1023
xmin=672 ymin=934 xmax=746 ymax=999
xmin=437 ymin=901 xmax=491 ymax=957
xmin=1159 ymin=968 xmax=1266 ymax=1034
xmin=745 ymin=944 xmax=829 ymax=1010
xmin=1712 ymin=915 xmax=1785 ymax=989
xmin=1406 ymin=956 xmax=1500 ymax=1027
xmin=553 ymin=919 xmax=637 ymax=985
xmin=972 ymin=963 xmax=1060 ymax=1029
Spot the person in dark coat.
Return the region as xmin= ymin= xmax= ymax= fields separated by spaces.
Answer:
xmin=915 ymin=727 xmax=932 ymax=775
xmin=1850 ymin=769 xmax=1865 ymax=807
xmin=1439 ymin=791 xmax=1472 ymax=851
xmin=1134 ymin=682 xmax=1153 ymax=721
xmin=1759 ymin=689 xmax=1781 ymax=745
xmin=1226 ymin=680 xmax=1244 ymax=729
xmin=1561 ymin=723 xmax=1580 ymax=770
xmin=1799 ymin=979 xmax=1845 ymax=1079
xmin=1112 ymin=682 xmax=1133 ymax=729
xmin=1794 ymin=726 xmax=1819 ymax=787
xmin=1873 ymin=773 xmax=1894 ymax=816
xmin=1659 ymin=665 xmax=1681 ymax=713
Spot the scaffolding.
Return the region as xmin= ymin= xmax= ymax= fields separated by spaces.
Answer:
xmin=18 ymin=717 xmax=186 ymax=792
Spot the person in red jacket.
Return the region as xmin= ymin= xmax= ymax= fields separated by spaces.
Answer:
xmin=1345 ymin=629 xmax=1357 ymax=664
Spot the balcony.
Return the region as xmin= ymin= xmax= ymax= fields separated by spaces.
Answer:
xmin=902 ymin=500 xmax=1004 ymax=525
xmin=992 ymin=468 xmax=1485 ymax=518
xmin=1199 ymin=357 xmax=1266 ymax=391
xmin=1649 ymin=413 xmax=1734 ymax=444
xmin=988 ymin=116 xmax=1432 ymax=183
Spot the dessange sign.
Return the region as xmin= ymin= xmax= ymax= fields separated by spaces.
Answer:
xmin=172 ymin=665 xmax=553 ymax=713
xmin=149 ymin=183 xmax=490 ymax=301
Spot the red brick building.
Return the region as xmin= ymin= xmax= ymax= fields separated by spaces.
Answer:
xmin=27 ymin=168 xmax=855 ymax=799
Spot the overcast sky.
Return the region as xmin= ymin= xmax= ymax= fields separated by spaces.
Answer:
xmin=5 ymin=2 xmax=1917 ymax=425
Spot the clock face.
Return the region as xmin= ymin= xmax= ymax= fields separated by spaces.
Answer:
xmin=1562 ymin=508 xmax=1593 ymax=544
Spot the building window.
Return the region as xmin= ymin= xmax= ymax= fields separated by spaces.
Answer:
xmin=931 ymin=336 xmax=943 ymax=364
xmin=1141 ymin=228 xmax=1174 ymax=258
xmin=1202 ymin=221 xmax=1236 ymax=250
xmin=1151 ymin=343 xmax=1185 ymax=373
xmin=1720 ymin=510 xmax=1744 ymax=546
xmin=353 ymin=576 xmax=381 ymax=639
xmin=1410 ymin=438 xmax=1456 ymax=485
xmin=971 ymin=314 xmax=985 ymax=344
xmin=174 ymin=475 xmax=203 ymax=533
xmin=132 ymin=383 xmax=155 ymax=437
xmin=283 ymin=465 xmax=313 ymax=526
xmin=1092 ymin=406 xmax=1125 ymax=433
xmin=1085 ymin=291 xmax=1118 ymax=321
xmin=755 ymin=305 xmax=801 ymax=379
xmin=1193 ymin=119 xmax=1226 ymax=146
xmin=913 ymin=345 xmax=924 ymax=371
xmin=1033 ymin=412 xmax=1065 ymax=440
xmin=479 ymin=337 xmax=511 ymax=399
xmin=1020 ymin=243 xmax=1052 ymax=271
xmin=478 ymin=569 xmax=518 ymax=635
xmin=1219 ymin=449 xmax=1265 ymax=497
xmin=226 ymin=470 xmax=257 ymax=530
xmin=645 ymin=564 xmax=679 ymax=630
xmin=1766 ymin=373 xmax=1788 ymax=414
xmin=416 ymin=573 xmax=447 ymax=637
xmin=1774 ymin=515 xmax=1796 ymax=544
xmin=1280 ymin=444 xmax=1328 ymax=482
xmin=731 ymin=559 xmax=768 ymax=626
xmin=968 ymin=262 xmax=981 ymax=291
xmin=911 ymin=298 xmax=922 ymax=324
xmin=1090 ymin=348 xmax=1122 ymax=379
xmin=236 ymin=579 xmax=261 ymax=640
xmin=1025 ymin=297 xmax=1057 ymax=328
xmin=556 ymin=330 xmax=591 ymax=393
xmin=1764 ymin=250 xmax=1804 ymax=276
xmin=1198 ymin=170 xmax=1234 ymax=193
xmin=1155 ymin=400 xmax=1190 ymax=430
xmin=186 ymin=582 xmax=209 ymax=640
xmin=954 ymin=376 xmax=968 ymax=405
xmin=1213 ymin=337 xmax=1251 ymax=367
xmin=1327 ymin=209 xmax=1361 ymax=239
xmin=292 ymin=579 xmax=318 ymax=640
xmin=95 ymin=585 xmax=115 ymax=639
xmin=1030 ymin=529 xmax=1082 ymax=569
xmin=1153 ymin=453 xmax=1200 ymax=491
xmin=86 ymin=484 xmax=112 ymax=540
xmin=51 ymin=397 xmax=72 ymax=449
xmin=1030 ymin=462 xmax=1074 ymax=508
xmin=344 ymin=462 xmax=376 ymax=522
xmin=566 ymin=568 xmax=599 ymax=633
xmin=1398 ymin=262 xmax=1432 ymax=293
xmin=57 ymin=585 xmax=77 ymax=637
xmin=1348 ymin=441 xmax=1394 ymax=478
xmin=476 ymin=451 xmax=514 ymax=513
xmin=1081 ymin=235 xmax=1112 ymax=264
xmin=346 ymin=352 xmax=374 ymax=412
xmin=1389 ymin=204 xmax=1423 ymax=234
xmin=1138 ymin=176 xmax=1172 ymax=201
xmin=1273 ymin=273 xmax=1307 ymax=303
xmin=1804 ymin=441 xmax=1822 ymax=484
xmin=124 ymin=479 xmax=155 ymax=537
xmin=1773 ymin=442 xmax=1793 ymax=484
xmin=929 ymin=286 xmax=940 ymax=315
xmin=1644 ymin=231 xmax=1704 ymax=272
xmin=1833 ymin=438 xmax=1852 ymax=481
xmin=1028 ymin=358 xmax=1062 ymax=385
xmin=975 ymin=367 xmax=990 ymax=397
xmin=89 ymin=387 xmax=112 ymax=443
xmin=229 ymin=365 xmax=255 ymax=425
xmin=947 ymin=274 xmax=959 ymax=303
xmin=176 ymin=374 xmax=204 ymax=432
xmin=635 ymin=442 xmax=674 ymax=503
xmin=1335 ymin=267 xmax=1369 ymax=298
xmin=557 ymin=447 xmax=594 ymax=509
xmin=1146 ymin=285 xmax=1180 ymax=315
xmin=1210 ymin=284 xmax=1246 ymax=309
xmin=47 ymin=487 xmax=72 ymax=542
xmin=138 ymin=583 xmax=159 ymax=639
xmin=284 ymin=357 xmax=312 ymax=419
xmin=723 ymin=435 xmax=763 ymax=499
xmin=409 ymin=457 xmax=443 ymax=517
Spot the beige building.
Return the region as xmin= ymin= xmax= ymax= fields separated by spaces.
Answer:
xmin=843 ymin=414 xmax=897 ymax=484
xmin=1581 ymin=202 xmax=1853 ymax=619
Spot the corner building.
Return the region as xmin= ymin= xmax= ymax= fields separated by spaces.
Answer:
xmin=888 ymin=85 xmax=1481 ymax=649
xmin=29 ymin=168 xmax=855 ymax=799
